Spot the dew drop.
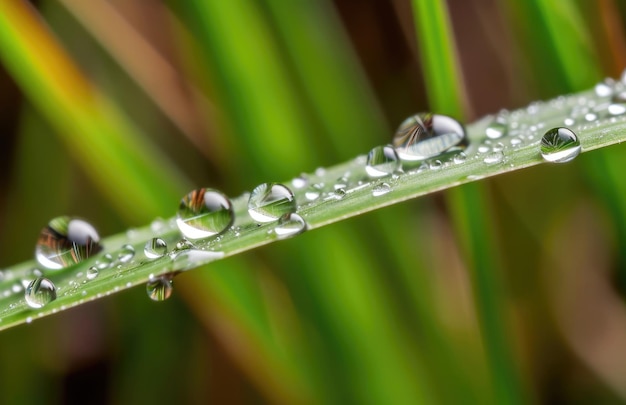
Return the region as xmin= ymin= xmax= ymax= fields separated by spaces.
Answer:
xmin=25 ymin=277 xmax=56 ymax=309
xmin=35 ymin=216 xmax=102 ymax=270
xmin=563 ymin=117 xmax=576 ymax=126
xmin=248 ymin=183 xmax=296 ymax=223
xmin=96 ymin=254 xmax=113 ymax=270
xmin=274 ymin=213 xmax=307 ymax=239
xmin=483 ymin=151 xmax=504 ymax=165
xmin=392 ymin=113 xmax=467 ymax=161
xmin=146 ymin=276 xmax=173 ymax=302
xmin=176 ymin=188 xmax=234 ymax=239
xmin=477 ymin=145 xmax=490 ymax=153
xmin=485 ymin=119 xmax=507 ymax=139
xmin=144 ymin=238 xmax=168 ymax=259
xmin=305 ymin=183 xmax=323 ymax=201
xmin=540 ymin=127 xmax=581 ymax=163
xmin=595 ymin=79 xmax=614 ymax=97
xmin=365 ymin=145 xmax=401 ymax=177
xmin=291 ymin=174 xmax=308 ymax=189
xmin=372 ymin=182 xmax=392 ymax=197
xmin=117 ymin=244 xmax=135 ymax=263
xmin=453 ymin=152 xmax=467 ymax=164
xmin=429 ymin=160 xmax=443 ymax=170
xmin=86 ymin=266 xmax=99 ymax=280
xmin=608 ymin=92 xmax=626 ymax=116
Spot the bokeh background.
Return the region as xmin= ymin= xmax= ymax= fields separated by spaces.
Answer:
xmin=0 ymin=0 xmax=625 ymax=403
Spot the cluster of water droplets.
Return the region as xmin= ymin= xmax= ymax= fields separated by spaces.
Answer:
xmin=4 ymin=72 xmax=625 ymax=324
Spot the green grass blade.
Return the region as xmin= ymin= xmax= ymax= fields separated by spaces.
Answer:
xmin=411 ymin=0 xmax=466 ymax=118
xmin=0 ymin=1 xmax=189 ymax=222
xmin=412 ymin=0 xmax=527 ymax=402
xmin=0 ymin=85 xmax=622 ymax=330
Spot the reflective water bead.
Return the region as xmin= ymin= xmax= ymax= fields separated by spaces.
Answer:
xmin=146 ymin=276 xmax=173 ymax=302
xmin=453 ymin=152 xmax=467 ymax=164
xmin=372 ymin=182 xmax=392 ymax=197
xmin=176 ymin=188 xmax=234 ymax=239
xmin=248 ymin=183 xmax=296 ymax=223
xmin=305 ymin=183 xmax=323 ymax=201
xmin=485 ymin=119 xmax=507 ymax=139
xmin=392 ymin=113 xmax=467 ymax=161
xmin=540 ymin=127 xmax=581 ymax=163
xmin=35 ymin=216 xmax=102 ymax=270
xmin=25 ymin=277 xmax=57 ymax=309
xmin=291 ymin=174 xmax=308 ymax=189
xmin=274 ymin=213 xmax=307 ymax=239
xmin=144 ymin=238 xmax=168 ymax=259
xmin=365 ymin=145 xmax=401 ymax=177
xmin=595 ymin=78 xmax=614 ymax=97
xmin=117 ymin=244 xmax=135 ymax=263
xmin=86 ymin=266 xmax=99 ymax=280
xmin=483 ymin=151 xmax=504 ymax=165
xmin=608 ymin=92 xmax=626 ymax=116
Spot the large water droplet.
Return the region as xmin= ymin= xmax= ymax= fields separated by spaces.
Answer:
xmin=392 ymin=113 xmax=467 ymax=161
xmin=144 ymin=238 xmax=168 ymax=259
xmin=540 ymin=127 xmax=581 ymax=163
xmin=274 ymin=213 xmax=307 ymax=239
xmin=25 ymin=277 xmax=57 ymax=308
xmin=35 ymin=216 xmax=102 ymax=270
xmin=248 ymin=183 xmax=296 ymax=223
xmin=146 ymin=276 xmax=173 ymax=302
xmin=176 ymin=188 xmax=234 ymax=239
xmin=365 ymin=145 xmax=400 ymax=177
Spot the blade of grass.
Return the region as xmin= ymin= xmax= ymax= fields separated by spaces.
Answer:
xmin=0 ymin=0 xmax=189 ymax=222
xmin=412 ymin=0 xmax=527 ymax=403
xmin=0 ymin=3 xmax=313 ymax=403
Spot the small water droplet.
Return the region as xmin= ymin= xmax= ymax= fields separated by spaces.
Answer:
xmin=331 ymin=188 xmax=346 ymax=199
xmin=25 ymin=277 xmax=56 ymax=309
xmin=372 ymin=182 xmax=392 ymax=197
xmin=144 ymin=238 xmax=168 ymax=259
xmin=584 ymin=112 xmax=597 ymax=122
xmin=35 ymin=216 xmax=102 ymax=270
xmin=96 ymin=254 xmax=113 ymax=270
xmin=305 ymin=183 xmax=323 ymax=201
xmin=274 ymin=213 xmax=307 ymax=239
xmin=11 ymin=283 xmax=22 ymax=293
xmin=146 ymin=276 xmax=173 ymax=302
xmin=291 ymin=174 xmax=308 ymax=189
xmin=87 ymin=266 xmax=99 ymax=280
xmin=117 ymin=244 xmax=135 ymax=263
xmin=492 ymin=142 xmax=505 ymax=152
xmin=453 ymin=152 xmax=467 ymax=164
xmin=510 ymin=137 xmax=522 ymax=147
xmin=595 ymin=79 xmax=615 ymax=97
xmin=477 ymin=145 xmax=490 ymax=153
xmin=540 ymin=127 xmax=581 ymax=163
xmin=365 ymin=145 xmax=401 ymax=177
xmin=248 ymin=183 xmax=296 ymax=223
xmin=483 ymin=151 xmax=504 ymax=165
xmin=608 ymin=92 xmax=626 ymax=115
xmin=563 ymin=117 xmax=576 ymax=126
xmin=485 ymin=119 xmax=507 ymax=139
xmin=176 ymin=188 xmax=234 ymax=239
xmin=392 ymin=113 xmax=467 ymax=161
xmin=429 ymin=160 xmax=443 ymax=170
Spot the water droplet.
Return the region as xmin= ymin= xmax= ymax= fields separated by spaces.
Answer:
xmin=291 ymin=174 xmax=308 ymax=189
xmin=331 ymin=188 xmax=346 ymax=199
xmin=453 ymin=152 xmax=467 ymax=164
xmin=146 ymin=276 xmax=173 ymax=302
xmin=485 ymin=119 xmax=507 ymax=139
xmin=176 ymin=188 xmax=234 ymax=239
xmin=563 ymin=117 xmax=576 ymax=126
xmin=429 ymin=160 xmax=443 ymax=170
xmin=595 ymin=79 xmax=614 ymax=97
xmin=86 ymin=266 xmax=99 ymax=280
xmin=248 ymin=183 xmax=296 ymax=223
xmin=274 ymin=213 xmax=307 ymax=239
xmin=540 ymin=127 xmax=581 ymax=163
xmin=483 ymin=151 xmax=504 ymax=165
xmin=477 ymin=145 xmax=490 ymax=153
xmin=117 ymin=244 xmax=135 ymax=263
xmin=392 ymin=113 xmax=467 ymax=161
xmin=144 ymin=238 xmax=168 ymax=259
xmin=372 ymin=182 xmax=392 ymax=197
xmin=24 ymin=277 xmax=56 ymax=309
xmin=35 ymin=216 xmax=102 ymax=270
xmin=96 ymin=254 xmax=113 ymax=270
xmin=510 ymin=138 xmax=522 ymax=147
xmin=492 ymin=142 xmax=505 ymax=152
xmin=365 ymin=145 xmax=400 ymax=177
xmin=608 ymin=92 xmax=626 ymax=115
xmin=305 ymin=183 xmax=323 ymax=201
xmin=584 ymin=112 xmax=597 ymax=122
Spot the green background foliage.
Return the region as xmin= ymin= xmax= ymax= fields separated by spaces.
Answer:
xmin=0 ymin=0 xmax=625 ymax=403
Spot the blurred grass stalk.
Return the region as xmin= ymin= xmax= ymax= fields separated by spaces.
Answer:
xmin=412 ymin=0 xmax=527 ymax=403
